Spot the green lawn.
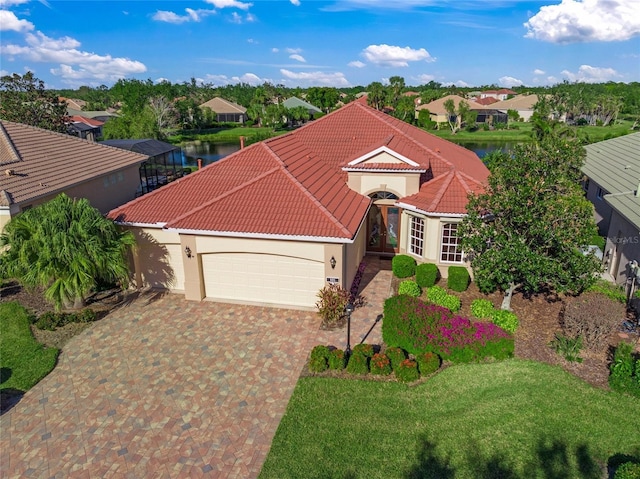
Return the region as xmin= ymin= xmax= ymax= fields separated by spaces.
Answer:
xmin=167 ymin=126 xmax=283 ymax=145
xmin=260 ymin=360 xmax=640 ymax=479
xmin=0 ymin=302 xmax=59 ymax=393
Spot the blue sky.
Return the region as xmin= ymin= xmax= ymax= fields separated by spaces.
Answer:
xmin=1 ymin=0 xmax=639 ymax=89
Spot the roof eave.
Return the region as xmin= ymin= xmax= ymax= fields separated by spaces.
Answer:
xmin=396 ymin=201 xmax=466 ymax=218
xmin=164 ymin=227 xmax=356 ymax=244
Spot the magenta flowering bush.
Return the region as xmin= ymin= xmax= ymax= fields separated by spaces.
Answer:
xmin=382 ymin=295 xmax=514 ymax=362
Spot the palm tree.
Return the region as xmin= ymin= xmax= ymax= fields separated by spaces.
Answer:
xmin=0 ymin=194 xmax=135 ymax=310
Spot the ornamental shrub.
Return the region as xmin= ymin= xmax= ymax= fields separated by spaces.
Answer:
xmin=328 ymin=348 xmax=346 ymax=370
xmin=447 ymin=266 xmax=470 ymax=292
xmin=398 ymin=280 xmax=421 ymax=297
xmin=392 ymin=254 xmax=416 ymax=278
xmin=439 ymin=294 xmax=461 ymax=313
xmin=426 ymin=286 xmax=448 ymax=305
xmin=587 ymin=279 xmax=627 ymax=303
xmin=609 ymin=342 xmax=640 ymax=398
xmin=395 ymin=359 xmax=420 ymax=383
xmin=416 ymin=352 xmax=440 ymax=375
xmin=491 ymin=309 xmax=519 ymax=333
xmin=308 ymin=345 xmax=330 ymax=373
xmin=471 ymin=299 xmax=495 ymax=319
xmin=382 ymin=295 xmax=514 ymax=362
xmin=615 ymin=462 xmax=640 ymax=479
xmin=310 ymin=345 xmax=330 ymax=362
xmin=416 ymin=263 xmax=438 ymax=288
xmin=346 ymin=352 xmax=369 ymax=375
xmin=370 ymin=353 xmax=392 ymax=375
xmin=315 ymin=284 xmax=350 ymax=326
xmin=385 ymin=346 xmax=406 ymax=370
xmin=352 ymin=343 xmax=375 ymax=358
xmin=562 ymin=292 xmax=625 ymax=350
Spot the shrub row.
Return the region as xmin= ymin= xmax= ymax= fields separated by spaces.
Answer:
xmin=426 ymin=286 xmax=461 ymax=313
xmin=33 ymin=309 xmax=97 ymax=331
xmin=609 ymin=342 xmax=640 ymax=399
xmin=308 ymin=344 xmax=441 ymax=383
xmin=382 ymin=295 xmax=514 ymax=363
xmin=392 ymin=255 xmax=470 ymax=293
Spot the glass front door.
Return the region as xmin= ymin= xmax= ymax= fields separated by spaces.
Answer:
xmin=367 ymin=204 xmax=400 ymax=254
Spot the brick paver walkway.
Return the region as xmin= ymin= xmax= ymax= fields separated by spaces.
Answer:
xmin=0 ymin=257 xmax=393 ymax=478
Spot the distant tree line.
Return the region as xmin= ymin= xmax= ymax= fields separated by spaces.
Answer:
xmin=2 ymin=71 xmax=639 ymax=140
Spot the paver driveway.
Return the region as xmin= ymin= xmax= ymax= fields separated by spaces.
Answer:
xmin=1 ymin=259 xmax=392 ymax=478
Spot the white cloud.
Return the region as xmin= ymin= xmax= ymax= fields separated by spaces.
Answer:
xmin=152 ymin=8 xmax=216 ymax=24
xmin=280 ymin=68 xmax=350 ymax=86
xmin=247 ymin=38 xmax=258 ymax=44
xmin=0 ymin=0 xmax=30 ymax=7
xmin=415 ymin=73 xmax=435 ymax=84
xmin=443 ymin=80 xmax=471 ymax=88
xmin=348 ymin=60 xmax=366 ymax=68
xmin=246 ymin=13 xmax=256 ymax=22
xmin=362 ymin=44 xmax=434 ymax=67
xmin=286 ymin=47 xmax=302 ymax=54
xmin=1 ymin=31 xmax=146 ymax=84
xmin=524 ymin=0 xmax=640 ymax=43
xmin=155 ymin=77 xmax=170 ymax=84
xmin=498 ymin=76 xmax=523 ymax=87
xmin=290 ymin=0 xmax=301 ymax=5
xmin=272 ymin=47 xmax=279 ymax=53
xmin=205 ymin=0 xmax=252 ymax=10
xmin=533 ymin=68 xmax=545 ymax=75
xmin=230 ymin=11 xmax=255 ymax=23
xmin=561 ymin=64 xmax=621 ymax=83
xmin=205 ymin=72 xmax=266 ymax=86
xmin=289 ymin=54 xmax=306 ymax=63
xmin=0 ymin=9 xmax=34 ymax=32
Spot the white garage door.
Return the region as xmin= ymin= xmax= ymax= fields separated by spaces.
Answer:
xmin=202 ymin=253 xmax=325 ymax=308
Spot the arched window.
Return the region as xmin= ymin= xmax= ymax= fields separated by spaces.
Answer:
xmin=369 ymin=191 xmax=398 ymax=200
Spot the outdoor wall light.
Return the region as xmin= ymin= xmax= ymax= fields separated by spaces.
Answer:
xmin=330 ymin=256 xmax=336 ymax=269
xmin=184 ymin=246 xmax=192 ymax=258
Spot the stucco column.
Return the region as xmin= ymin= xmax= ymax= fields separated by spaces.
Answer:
xmin=182 ymin=235 xmax=205 ymax=301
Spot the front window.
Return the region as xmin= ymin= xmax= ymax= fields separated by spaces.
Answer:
xmin=409 ymin=216 xmax=424 ymax=257
xmin=440 ymin=223 xmax=463 ymax=263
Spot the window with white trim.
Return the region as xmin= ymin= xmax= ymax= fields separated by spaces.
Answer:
xmin=440 ymin=223 xmax=463 ymax=263
xmin=409 ymin=216 xmax=425 ymax=256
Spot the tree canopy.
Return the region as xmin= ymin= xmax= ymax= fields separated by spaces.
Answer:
xmin=0 ymin=72 xmax=68 ymax=133
xmin=459 ymin=138 xmax=601 ymax=310
xmin=0 ymin=194 xmax=135 ymax=310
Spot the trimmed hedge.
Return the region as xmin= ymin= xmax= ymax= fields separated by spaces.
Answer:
xmin=309 ymin=345 xmax=330 ymax=373
xmin=447 ymin=266 xmax=470 ymax=292
xmin=398 ymin=280 xmax=421 ymax=297
xmin=416 ymin=263 xmax=438 ymax=288
xmin=346 ymin=352 xmax=369 ymax=375
xmin=491 ymin=310 xmax=519 ymax=333
xmin=392 ymin=255 xmax=416 ymax=278
xmin=426 ymin=286 xmax=461 ymax=313
xmin=385 ymin=347 xmax=406 ymax=370
xmin=370 ymin=353 xmax=392 ymax=375
xmin=416 ymin=352 xmax=440 ymax=375
xmin=395 ymin=359 xmax=420 ymax=383
xmin=328 ymin=348 xmax=346 ymax=370
xmin=352 ymin=343 xmax=375 ymax=358
xmin=470 ymin=299 xmax=495 ymax=319
xmin=382 ymin=295 xmax=514 ymax=362
xmin=615 ymin=462 xmax=640 ymax=479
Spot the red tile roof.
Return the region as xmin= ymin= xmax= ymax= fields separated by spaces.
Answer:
xmin=109 ymin=101 xmax=488 ymax=239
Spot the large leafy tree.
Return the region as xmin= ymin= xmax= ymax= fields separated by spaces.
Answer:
xmin=0 ymin=194 xmax=135 ymax=310
xmin=0 ymin=72 xmax=68 ymax=132
xmin=459 ymin=138 xmax=601 ymax=310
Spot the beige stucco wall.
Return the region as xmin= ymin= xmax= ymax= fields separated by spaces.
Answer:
xmin=603 ymin=210 xmax=640 ymax=283
xmin=399 ymin=210 xmax=471 ymax=278
xmin=347 ymin=172 xmax=421 ymax=198
xmin=128 ymin=227 xmax=183 ymax=291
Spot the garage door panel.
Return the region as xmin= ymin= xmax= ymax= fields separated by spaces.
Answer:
xmin=202 ymin=253 xmax=324 ymax=308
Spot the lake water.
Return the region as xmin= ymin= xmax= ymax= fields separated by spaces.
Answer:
xmin=180 ymin=140 xmax=517 ymax=167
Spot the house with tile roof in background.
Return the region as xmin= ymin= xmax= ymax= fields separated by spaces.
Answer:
xmin=582 ymin=132 xmax=640 ymax=284
xmin=199 ymin=97 xmax=247 ymax=124
xmin=108 ymin=101 xmax=488 ymax=310
xmin=0 ymin=120 xmax=148 ymax=232
xmin=282 ymin=96 xmax=322 ymax=116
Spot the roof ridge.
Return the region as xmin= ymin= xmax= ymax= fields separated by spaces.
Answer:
xmin=263 ymin=140 xmax=354 ymax=237
xmin=427 ymin=171 xmax=455 ymax=211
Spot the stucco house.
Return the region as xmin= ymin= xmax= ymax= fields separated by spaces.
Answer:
xmin=582 ymin=132 xmax=640 ymax=283
xmin=480 ymin=89 xmax=517 ymax=101
xmin=282 ymin=96 xmax=322 ymax=116
xmin=491 ymin=94 xmax=539 ymax=122
xmin=0 ymin=120 xmax=148 ymax=232
xmin=108 ymin=102 xmax=488 ymax=309
xmin=199 ymin=97 xmax=247 ymax=124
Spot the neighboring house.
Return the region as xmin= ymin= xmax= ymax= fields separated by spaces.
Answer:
xmin=67 ymin=115 xmax=104 ymax=141
xmin=199 ymin=97 xmax=247 ymax=123
xmin=100 ymin=139 xmax=184 ymax=196
xmin=0 ymin=120 xmax=148 ymax=232
xmin=491 ymin=94 xmax=539 ymax=122
xmin=473 ymin=97 xmax=499 ymax=106
xmin=582 ymin=132 xmax=640 ymax=283
xmin=415 ymin=95 xmax=503 ymax=124
xmin=67 ymin=108 xmax=118 ymax=124
xmin=480 ymin=89 xmax=517 ymax=101
xmin=59 ymin=97 xmax=87 ymax=111
xmin=282 ymin=96 xmax=322 ymax=116
xmin=108 ymin=102 xmax=488 ymax=309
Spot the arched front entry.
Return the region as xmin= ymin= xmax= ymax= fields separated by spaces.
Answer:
xmin=367 ymin=191 xmax=400 ymax=255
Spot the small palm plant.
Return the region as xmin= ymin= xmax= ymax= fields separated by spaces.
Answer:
xmin=0 ymin=194 xmax=135 ymax=310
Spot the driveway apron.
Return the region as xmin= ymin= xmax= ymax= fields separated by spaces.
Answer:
xmin=1 ymin=259 xmax=393 ymax=478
